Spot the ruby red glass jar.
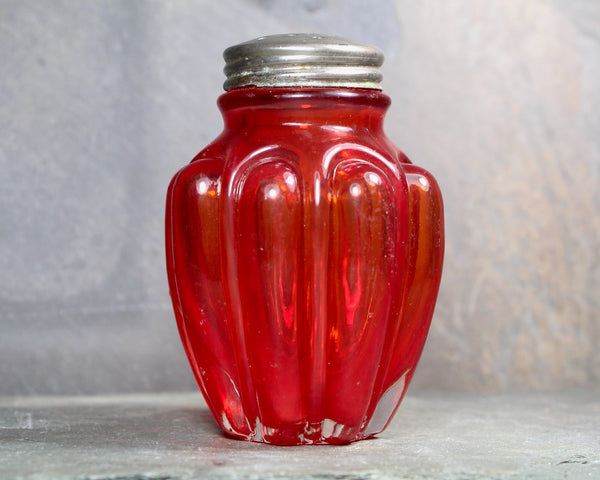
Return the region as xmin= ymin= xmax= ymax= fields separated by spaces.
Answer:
xmin=165 ymin=34 xmax=444 ymax=445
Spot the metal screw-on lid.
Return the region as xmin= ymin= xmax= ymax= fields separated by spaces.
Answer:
xmin=223 ymin=33 xmax=384 ymax=91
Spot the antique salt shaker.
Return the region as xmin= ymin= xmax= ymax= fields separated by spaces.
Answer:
xmin=165 ymin=34 xmax=444 ymax=445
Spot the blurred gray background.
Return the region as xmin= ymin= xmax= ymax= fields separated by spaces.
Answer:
xmin=1 ymin=0 xmax=599 ymax=395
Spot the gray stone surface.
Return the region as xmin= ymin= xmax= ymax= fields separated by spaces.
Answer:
xmin=1 ymin=390 xmax=599 ymax=479
xmin=1 ymin=1 xmax=600 ymax=395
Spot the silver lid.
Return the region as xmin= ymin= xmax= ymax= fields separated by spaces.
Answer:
xmin=223 ymin=33 xmax=384 ymax=91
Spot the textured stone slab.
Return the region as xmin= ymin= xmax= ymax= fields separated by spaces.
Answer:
xmin=1 ymin=390 xmax=598 ymax=479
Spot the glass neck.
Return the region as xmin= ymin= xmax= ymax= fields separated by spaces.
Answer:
xmin=218 ymin=86 xmax=390 ymax=131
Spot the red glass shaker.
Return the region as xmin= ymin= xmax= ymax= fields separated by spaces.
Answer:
xmin=165 ymin=34 xmax=444 ymax=445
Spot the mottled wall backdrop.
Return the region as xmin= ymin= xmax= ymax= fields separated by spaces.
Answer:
xmin=1 ymin=0 xmax=598 ymax=394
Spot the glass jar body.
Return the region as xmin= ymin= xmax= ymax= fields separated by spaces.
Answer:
xmin=165 ymin=87 xmax=444 ymax=445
